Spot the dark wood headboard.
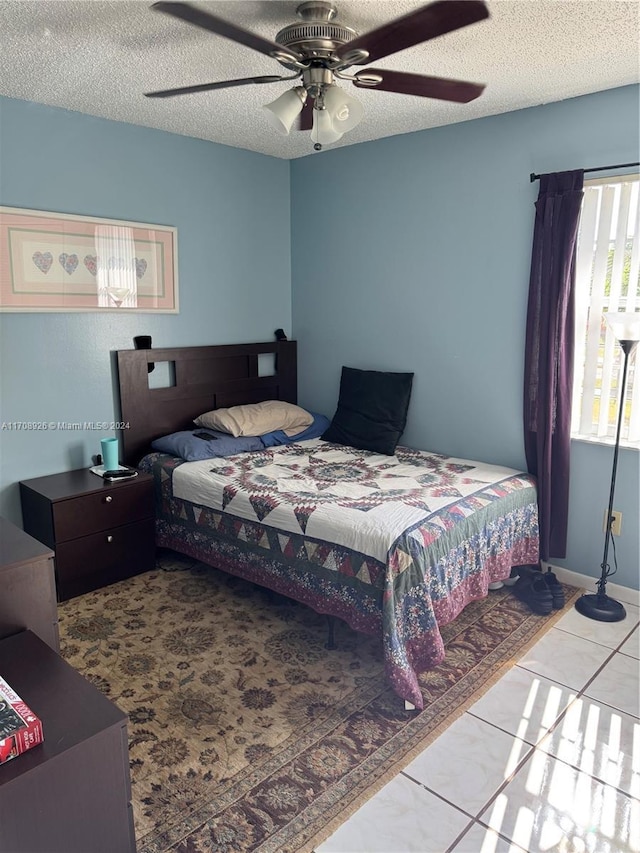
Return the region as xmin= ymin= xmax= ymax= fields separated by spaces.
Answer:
xmin=115 ymin=341 xmax=297 ymax=466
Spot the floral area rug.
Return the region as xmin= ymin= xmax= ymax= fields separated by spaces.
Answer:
xmin=57 ymin=551 xmax=579 ymax=853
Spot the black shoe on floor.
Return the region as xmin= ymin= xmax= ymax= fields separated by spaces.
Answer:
xmin=542 ymin=569 xmax=565 ymax=609
xmin=512 ymin=571 xmax=554 ymax=615
xmin=509 ymin=564 xmax=540 ymax=580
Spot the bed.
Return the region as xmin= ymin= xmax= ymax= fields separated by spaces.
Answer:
xmin=116 ymin=341 xmax=539 ymax=710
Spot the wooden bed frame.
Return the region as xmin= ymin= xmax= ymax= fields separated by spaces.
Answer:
xmin=114 ymin=339 xmax=539 ymax=710
xmin=115 ymin=340 xmax=297 ymax=466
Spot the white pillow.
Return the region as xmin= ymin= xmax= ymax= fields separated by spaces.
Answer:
xmin=194 ymin=400 xmax=313 ymax=437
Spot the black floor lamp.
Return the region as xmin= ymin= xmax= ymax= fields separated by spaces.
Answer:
xmin=575 ymin=311 xmax=640 ymax=623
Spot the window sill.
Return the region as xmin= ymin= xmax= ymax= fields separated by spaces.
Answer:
xmin=571 ymin=434 xmax=640 ymax=452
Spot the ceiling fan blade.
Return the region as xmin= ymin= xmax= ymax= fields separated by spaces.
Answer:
xmin=152 ymin=2 xmax=302 ymax=63
xmin=145 ymin=75 xmax=285 ymax=99
xmin=297 ymin=97 xmax=314 ymax=131
xmin=353 ymin=69 xmax=485 ymax=103
xmin=336 ymin=0 xmax=489 ymax=65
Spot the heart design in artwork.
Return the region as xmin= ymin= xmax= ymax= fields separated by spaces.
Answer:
xmin=134 ymin=258 xmax=147 ymax=280
xmin=59 ymin=253 xmax=79 ymax=275
xmin=84 ymin=255 xmax=98 ymax=276
xmin=32 ymin=251 xmax=53 ymax=274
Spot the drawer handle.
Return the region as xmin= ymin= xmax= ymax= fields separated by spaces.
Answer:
xmin=105 ymin=495 xmax=113 ymax=503
xmin=106 ymin=535 xmax=113 ymax=543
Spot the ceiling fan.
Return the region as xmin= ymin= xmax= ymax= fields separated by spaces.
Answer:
xmin=145 ymin=0 xmax=490 ymax=150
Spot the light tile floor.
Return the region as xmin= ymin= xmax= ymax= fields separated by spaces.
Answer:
xmin=316 ymin=590 xmax=640 ymax=853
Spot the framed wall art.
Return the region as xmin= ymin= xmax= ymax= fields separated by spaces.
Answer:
xmin=0 ymin=207 xmax=178 ymax=312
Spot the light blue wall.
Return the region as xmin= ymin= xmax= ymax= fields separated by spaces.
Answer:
xmin=290 ymin=85 xmax=640 ymax=590
xmin=0 ymin=97 xmax=291 ymax=522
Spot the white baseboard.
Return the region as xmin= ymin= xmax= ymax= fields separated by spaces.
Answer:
xmin=543 ymin=562 xmax=640 ymax=608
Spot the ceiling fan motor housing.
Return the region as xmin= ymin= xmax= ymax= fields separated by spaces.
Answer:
xmin=275 ymin=1 xmax=358 ymax=64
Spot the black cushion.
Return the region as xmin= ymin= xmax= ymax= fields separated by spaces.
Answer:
xmin=321 ymin=366 xmax=414 ymax=455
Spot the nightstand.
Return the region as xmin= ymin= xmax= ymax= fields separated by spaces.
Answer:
xmin=20 ymin=468 xmax=155 ymax=601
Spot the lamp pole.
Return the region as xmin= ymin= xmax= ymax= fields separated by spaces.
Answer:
xmin=575 ymin=334 xmax=637 ymax=622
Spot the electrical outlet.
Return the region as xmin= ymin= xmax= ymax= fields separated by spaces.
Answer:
xmin=603 ymin=510 xmax=623 ymax=536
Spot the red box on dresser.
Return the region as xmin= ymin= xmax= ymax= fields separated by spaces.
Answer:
xmin=0 ymin=676 xmax=43 ymax=764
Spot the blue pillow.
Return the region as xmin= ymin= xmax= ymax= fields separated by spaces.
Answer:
xmin=260 ymin=412 xmax=331 ymax=447
xmin=151 ymin=429 xmax=264 ymax=462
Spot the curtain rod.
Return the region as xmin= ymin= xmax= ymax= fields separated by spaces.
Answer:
xmin=530 ymin=161 xmax=640 ymax=182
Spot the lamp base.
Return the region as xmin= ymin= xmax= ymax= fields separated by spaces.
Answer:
xmin=575 ymin=593 xmax=626 ymax=622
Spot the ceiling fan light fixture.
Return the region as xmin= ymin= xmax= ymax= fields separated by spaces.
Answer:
xmin=311 ymin=107 xmax=343 ymax=144
xmin=263 ymin=86 xmax=307 ymax=135
xmin=323 ymin=84 xmax=364 ymax=131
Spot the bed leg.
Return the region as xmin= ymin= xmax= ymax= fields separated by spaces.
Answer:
xmin=325 ymin=615 xmax=336 ymax=650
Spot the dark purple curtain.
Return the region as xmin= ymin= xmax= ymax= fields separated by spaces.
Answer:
xmin=524 ymin=170 xmax=584 ymax=561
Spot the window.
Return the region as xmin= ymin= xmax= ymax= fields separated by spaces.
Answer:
xmin=571 ymin=174 xmax=640 ymax=446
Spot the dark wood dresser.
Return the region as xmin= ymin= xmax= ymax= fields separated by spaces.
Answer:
xmin=0 ymin=517 xmax=59 ymax=651
xmin=20 ymin=468 xmax=155 ymax=601
xmin=0 ymin=630 xmax=136 ymax=852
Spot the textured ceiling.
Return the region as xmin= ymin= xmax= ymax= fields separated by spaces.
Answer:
xmin=0 ymin=0 xmax=638 ymax=160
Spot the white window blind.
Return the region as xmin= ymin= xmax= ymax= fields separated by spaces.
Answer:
xmin=572 ymin=174 xmax=640 ymax=446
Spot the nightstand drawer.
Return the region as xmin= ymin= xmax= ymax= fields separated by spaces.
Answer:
xmin=52 ymin=479 xmax=154 ymax=542
xmin=55 ymin=517 xmax=156 ymax=599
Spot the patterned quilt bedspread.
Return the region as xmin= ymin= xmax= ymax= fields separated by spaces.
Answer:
xmin=142 ymin=439 xmax=539 ymax=709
